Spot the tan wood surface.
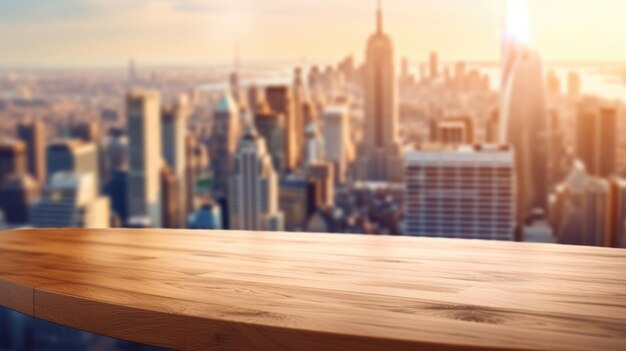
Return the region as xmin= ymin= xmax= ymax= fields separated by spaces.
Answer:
xmin=0 ymin=228 xmax=625 ymax=350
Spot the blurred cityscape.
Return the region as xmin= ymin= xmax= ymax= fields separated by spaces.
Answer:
xmin=0 ymin=1 xmax=625 ymax=251
xmin=2 ymin=1 xmax=626 ymax=350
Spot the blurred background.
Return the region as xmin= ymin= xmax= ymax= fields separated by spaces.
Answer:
xmin=1 ymin=0 xmax=625 ymax=349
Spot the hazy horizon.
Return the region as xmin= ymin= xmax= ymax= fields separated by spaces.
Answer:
xmin=1 ymin=0 xmax=625 ymax=67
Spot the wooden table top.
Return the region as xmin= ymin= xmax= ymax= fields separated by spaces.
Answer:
xmin=0 ymin=228 xmax=625 ymax=351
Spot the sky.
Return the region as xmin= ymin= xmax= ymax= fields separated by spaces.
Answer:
xmin=0 ymin=0 xmax=624 ymax=67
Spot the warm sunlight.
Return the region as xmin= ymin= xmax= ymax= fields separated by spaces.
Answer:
xmin=505 ymin=0 xmax=530 ymax=44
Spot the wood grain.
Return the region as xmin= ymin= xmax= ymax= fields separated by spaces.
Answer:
xmin=0 ymin=228 xmax=625 ymax=350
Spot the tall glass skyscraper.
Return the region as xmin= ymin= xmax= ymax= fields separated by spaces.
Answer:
xmin=500 ymin=0 xmax=548 ymax=230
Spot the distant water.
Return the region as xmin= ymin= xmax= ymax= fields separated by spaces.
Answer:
xmin=478 ymin=65 xmax=625 ymax=102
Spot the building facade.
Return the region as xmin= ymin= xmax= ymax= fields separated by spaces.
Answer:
xmin=126 ymin=90 xmax=162 ymax=227
xmin=355 ymin=3 xmax=404 ymax=182
xmin=30 ymin=172 xmax=109 ymax=228
xmin=210 ymin=93 xmax=240 ymax=198
xmin=404 ymin=145 xmax=516 ymax=240
xmin=228 ymin=126 xmax=284 ymax=231
xmin=17 ymin=120 xmax=46 ymax=184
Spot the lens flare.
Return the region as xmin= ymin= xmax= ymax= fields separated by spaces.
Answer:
xmin=505 ymin=0 xmax=530 ymax=44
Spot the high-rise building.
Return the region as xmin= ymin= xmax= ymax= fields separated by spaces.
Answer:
xmin=30 ymin=172 xmax=110 ymax=228
xmin=103 ymin=169 xmax=128 ymax=225
xmin=308 ymin=162 xmax=335 ymax=206
xmin=404 ymin=145 xmax=516 ymax=240
xmin=162 ymin=97 xmax=188 ymax=224
xmin=265 ymin=86 xmax=298 ymax=171
xmin=254 ymin=109 xmax=285 ymax=173
xmin=47 ymin=139 xmax=99 ymax=189
xmin=0 ymin=139 xmax=26 ymax=187
xmin=0 ymin=174 xmax=39 ymax=225
xmin=279 ymin=178 xmax=320 ymax=231
xmin=308 ymin=65 xmax=321 ymax=91
xmin=355 ymin=3 xmax=404 ymax=182
xmin=429 ymin=51 xmax=438 ymax=79
xmin=485 ymin=110 xmax=499 ymax=143
xmin=185 ymin=134 xmax=199 ymax=215
xmin=453 ymin=61 xmax=467 ymax=89
xmin=500 ymin=0 xmax=548 ymax=228
xmin=161 ymin=164 xmax=183 ymax=229
xmin=338 ymin=55 xmax=355 ymax=83
xmin=567 ymin=71 xmax=581 ymax=101
xmin=547 ymin=70 xmax=561 ymax=96
xmin=101 ymin=127 xmax=128 ymax=184
xmin=323 ymin=106 xmax=352 ymax=184
xmin=575 ymin=104 xmax=618 ymax=177
xmin=301 ymin=101 xmax=317 ymax=129
xmin=606 ymin=177 xmax=626 ymax=248
xmin=247 ymin=85 xmax=266 ymax=115
xmin=550 ymin=161 xmax=609 ymax=247
xmin=228 ymin=125 xmax=284 ymax=231
xmin=126 ymin=90 xmax=162 ymax=227
xmin=70 ymin=121 xmax=101 ymax=143
xmin=17 ymin=120 xmax=46 ymax=184
xmin=293 ymin=67 xmax=306 ymax=154
xmin=229 ymin=47 xmax=247 ymax=112
xmin=429 ymin=116 xmax=475 ymax=144
xmin=303 ymin=121 xmax=325 ymax=165
xmin=210 ymin=93 xmax=240 ymax=198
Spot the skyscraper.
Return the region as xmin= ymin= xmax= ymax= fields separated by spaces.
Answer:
xmin=161 ymin=164 xmax=183 ymax=229
xmin=210 ymin=93 xmax=240 ymax=198
xmin=308 ymin=162 xmax=335 ymax=207
xmin=47 ymin=139 xmax=99 ymax=189
xmin=546 ymin=70 xmax=561 ymax=96
xmin=228 ymin=125 xmax=284 ymax=231
xmin=293 ymin=67 xmax=306 ymax=156
xmin=429 ymin=51 xmax=439 ymax=79
xmin=265 ymin=86 xmax=298 ymax=171
xmin=500 ymin=0 xmax=548 ymax=227
xmin=254 ymin=109 xmax=285 ymax=173
xmin=0 ymin=139 xmax=26 ymax=187
xmin=606 ymin=177 xmax=626 ymax=248
xmin=247 ymin=85 xmax=266 ymax=115
xmin=162 ymin=97 xmax=188 ymax=223
xmin=30 ymin=172 xmax=110 ymax=228
xmin=17 ymin=120 xmax=46 ymax=184
xmin=485 ymin=110 xmax=499 ymax=144
xmin=0 ymin=174 xmax=39 ymax=225
xmin=302 ymin=121 xmax=325 ymax=165
xmin=280 ymin=177 xmax=320 ymax=231
xmin=576 ymin=104 xmax=618 ymax=178
xmin=355 ymin=2 xmax=404 ymax=182
xmin=103 ymin=169 xmax=128 ymax=225
xmin=567 ymin=71 xmax=581 ymax=101
xmin=126 ymin=90 xmax=162 ymax=227
xmin=404 ymin=145 xmax=516 ymax=240
xmin=551 ymin=162 xmax=609 ymax=247
xmin=185 ymin=134 xmax=199 ymax=215
xmin=429 ymin=116 xmax=475 ymax=145
xmin=101 ymin=127 xmax=128 ymax=184
xmin=229 ymin=46 xmax=247 ymax=112
xmin=323 ymin=106 xmax=352 ymax=184
xmin=70 ymin=121 xmax=101 ymax=143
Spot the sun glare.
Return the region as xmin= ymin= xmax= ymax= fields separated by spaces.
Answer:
xmin=505 ymin=0 xmax=530 ymax=44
